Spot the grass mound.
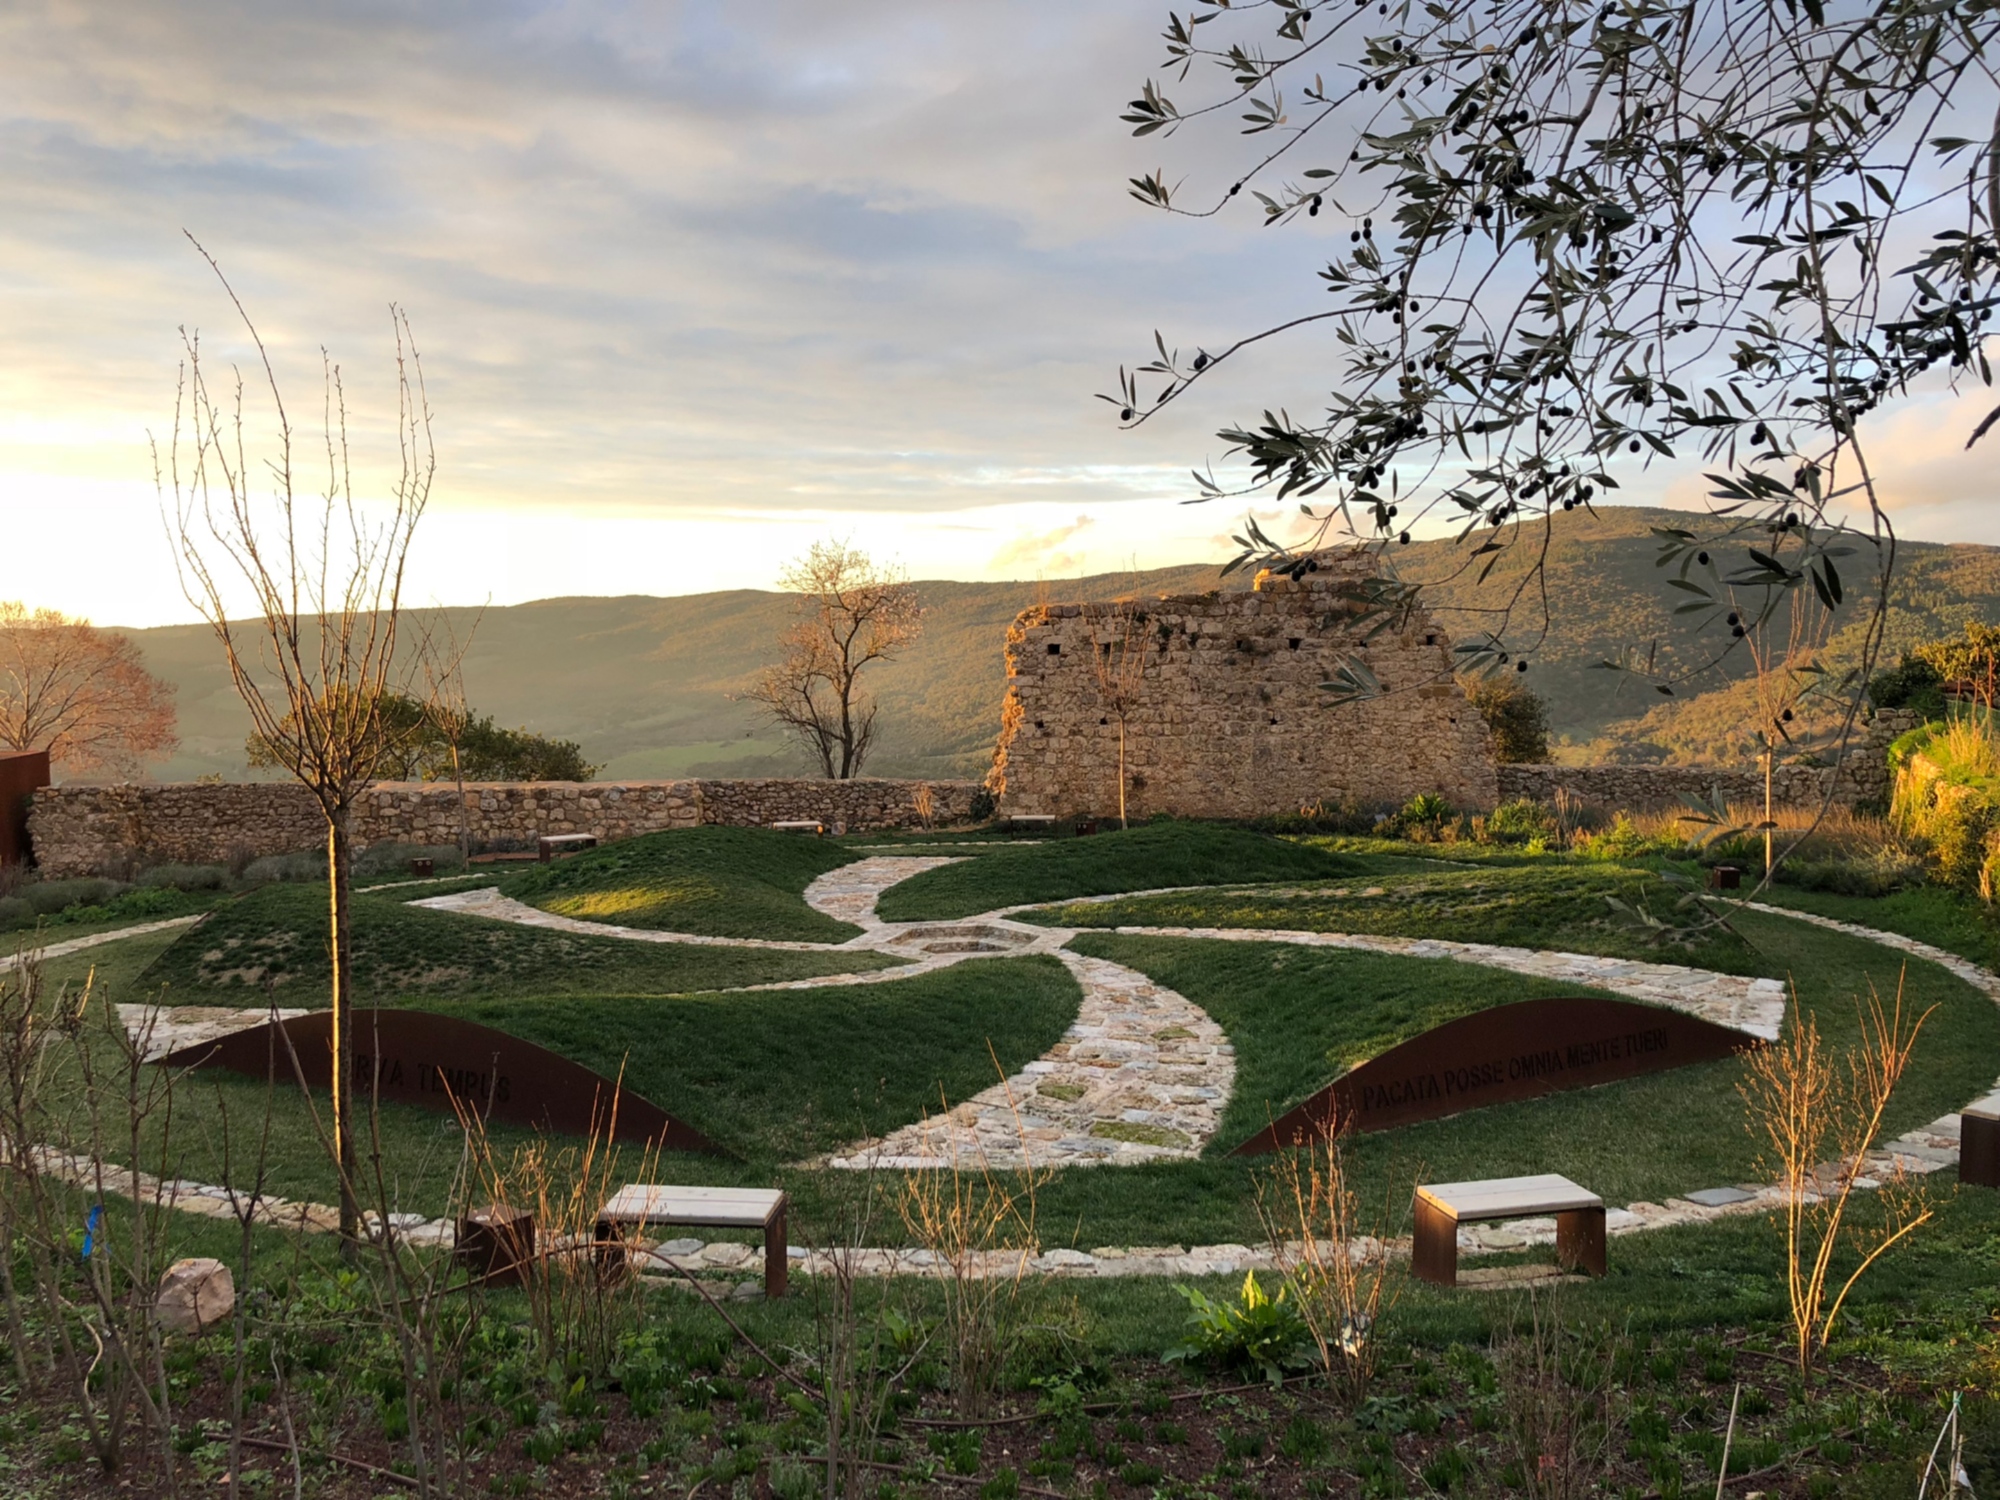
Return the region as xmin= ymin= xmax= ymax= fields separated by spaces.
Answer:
xmin=139 ymin=883 xmax=899 ymax=1005
xmin=1066 ymin=933 xmax=1626 ymax=1152
xmin=428 ymin=955 xmax=1082 ymax=1162
xmin=1034 ymin=863 xmax=1765 ymax=972
xmin=499 ymin=826 xmax=863 ymax=942
xmin=874 ymin=822 xmax=1366 ymax=922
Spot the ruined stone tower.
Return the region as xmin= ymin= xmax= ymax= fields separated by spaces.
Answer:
xmin=987 ymin=549 xmax=1499 ymax=820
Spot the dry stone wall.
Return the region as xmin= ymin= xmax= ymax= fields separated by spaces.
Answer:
xmin=1494 ymin=708 xmax=1914 ymax=813
xmin=987 ymin=550 xmax=1500 ymax=820
xmin=26 ymin=777 xmax=979 ymax=878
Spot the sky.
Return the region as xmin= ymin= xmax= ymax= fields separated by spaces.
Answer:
xmin=5 ymin=0 xmax=2000 ymax=628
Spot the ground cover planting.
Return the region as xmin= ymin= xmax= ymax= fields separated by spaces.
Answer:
xmin=135 ymin=880 xmax=898 ymax=1006
xmin=498 ymin=824 xmax=868 ymax=941
xmin=873 ymin=821 xmax=1368 ymax=921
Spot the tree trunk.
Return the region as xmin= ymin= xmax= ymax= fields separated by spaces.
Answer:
xmin=1117 ymin=718 xmax=1129 ymax=830
xmin=451 ymin=742 xmax=469 ymax=862
xmin=326 ymin=812 xmax=360 ymax=1252
xmin=1763 ymin=743 xmax=1774 ymax=878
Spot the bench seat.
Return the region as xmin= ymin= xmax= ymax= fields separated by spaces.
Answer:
xmin=1413 ymin=1173 xmax=1605 ymax=1287
xmin=595 ymin=1185 xmax=789 ymax=1296
xmin=769 ymin=820 xmax=825 ymax=835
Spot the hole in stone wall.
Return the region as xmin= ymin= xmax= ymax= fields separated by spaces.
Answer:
xmin=1425 ymin=633 xmax=1436 ymax=645
xmin=1047 ymin=642 xmax=1061 ymax=655
xmin=1288 ymin=638 xmax=1302 ymax=650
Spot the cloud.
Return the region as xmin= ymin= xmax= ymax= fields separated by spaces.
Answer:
xmin=989 ymin=513 xmax=1096 ymax=574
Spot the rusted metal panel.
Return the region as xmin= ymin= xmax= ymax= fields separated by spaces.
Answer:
xmin=156 ymin=1007 xmax=727 ymax=1155
xmin=1232 ymin=996 xmax=1760 ymax=1155
xmin=0 ymin=750 xmax=51 ymax=867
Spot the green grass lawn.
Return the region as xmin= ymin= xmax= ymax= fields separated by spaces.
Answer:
xmin=1032 ymin=862 xmax=1766 ymax=973
xmin=874 ymin=822 xmax=1367 ymax=921
xmin=430 ymin=954 xmax=1080 ymax=1163
xmin=136 ymin=882 xmax=901 ymax=1007
xmin=1754 ymin=881 xmax=2000 ymax=971
xmin=499 ymin=826 xmax=866 ymax=942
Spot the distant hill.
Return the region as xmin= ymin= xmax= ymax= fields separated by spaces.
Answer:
xmin=109 ymin=508 xmax=2000 ymax=783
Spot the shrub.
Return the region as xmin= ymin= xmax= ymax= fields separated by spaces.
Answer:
xmin=1867 ymin=654 xmax=1947 ymax=720
xmin=1573 ymin=813 xmax=1678 ymax=862
xmin=969 ymin=786 xmax=998 ymax=822
xmin=21 ymin=878 xmax=122 ymax=916
xmin=1890 ymin=719 xmax=2000 ymax=892
xmin=1483 ymin=798 xmax=1552 ymax=845
xmin=241 ymin=851 xmax=327 ymax=884
xmin=138 ymin=863 xmax=228 ymax=892
xmin=1466 ymin=677 xmax=1550 ymax=763
xmin=1397 ymin=792 xmax=1453 ymax=841
xmin=354 ymin=842 xmax=467 ymax=879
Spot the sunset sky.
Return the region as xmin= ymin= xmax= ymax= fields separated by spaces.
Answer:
xmin=5 ymin=1 xmax=1998 ymax=628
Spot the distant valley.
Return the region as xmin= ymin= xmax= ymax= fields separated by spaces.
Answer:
xmin=114 ymin=507 xmax=2000 ymax=784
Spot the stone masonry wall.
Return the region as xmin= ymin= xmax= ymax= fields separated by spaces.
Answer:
xmin=987 ymin=549 xmax=1500 ymax=820
xmin=26 ymin=777 xmax=980 ymax=878
xmin=1494 ymin=708 xmax=1915 ymax=813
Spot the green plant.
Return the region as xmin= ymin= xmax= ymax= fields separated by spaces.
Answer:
xmin=1396 ymin=793 xmax=1453 ymax=842
xmin=1484 ymin=798 xmax=1553 ymax=845
xmin=1164 ymin=1272 xmax=1311 ymax=1386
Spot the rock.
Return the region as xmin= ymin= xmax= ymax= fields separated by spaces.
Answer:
xmin=156 ymin=1258 xmax=234 ymax=1335
xmin=656 ymin=1237 xmax=704 ymax=1257
xmin=728 ymin=1281 xmax=764 ymax=1302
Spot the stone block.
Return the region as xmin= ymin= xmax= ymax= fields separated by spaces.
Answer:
xmin=155 ymin=1257 xmax=234 ymax=1335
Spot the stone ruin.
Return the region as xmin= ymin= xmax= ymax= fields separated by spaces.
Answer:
xmin=987 ymin=548 xmax=1499 ymax=821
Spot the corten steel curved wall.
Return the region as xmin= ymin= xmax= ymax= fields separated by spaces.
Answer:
xmin=1231 ymin=996 xmax=1761 ymax=1155
xmin=158 ymin=1007 xmax=726 ymax=1155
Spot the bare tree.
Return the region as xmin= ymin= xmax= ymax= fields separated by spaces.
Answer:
xmin=157 ymin=241 xmax=433 ymax=1248
xmin=0 ymin=603 xmax=178 ymax=775
xmin=415 ymin=607 xmax=485 ymax=861
xmin=746 ymin=542 xmax=923 ymax=779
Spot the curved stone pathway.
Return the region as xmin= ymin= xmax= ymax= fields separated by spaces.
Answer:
xmin=1092 ymin=923 xmax=1788 ymax=1039
xmin=3 ymin=914 xmax=204 ymax=971
xmin=826 ymin=949 xmax=1235 ymax=1169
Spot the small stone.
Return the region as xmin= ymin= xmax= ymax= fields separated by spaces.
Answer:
xmin=728 ymin=1281 xmax=764 ymax=1302
xmin=1041 ymin=1248 xmax=1094 ymax=1268
xmin=656 ymin=1237 xmax=703 ymax=1257
xmin=1684 ymin=1187 xmax=1758 ymax=1208
xmin=156 ymin=1258 xmax=234 ymax=1336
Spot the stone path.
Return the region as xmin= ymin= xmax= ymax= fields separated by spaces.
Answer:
xmin=2 ymin=914 xmax=204 ymax=971
xmin=117 ymin=1002 xmax=311 ymax=1063
xmin=1094 ymin=923 xmax=1788 ymax=1039
xmin=826 ymin=949 xmax=1234 ymax=1170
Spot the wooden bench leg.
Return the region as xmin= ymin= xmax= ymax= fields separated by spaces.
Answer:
xmin=592 ymin=1218 xmax=630 ymax=1283
xmin=765 ymin=1204 xmax=788 ymax=1298
xmin=1413 ymin=1195 xmax=1458 ymax=1287
xmin=1962 ymin=1115 xmax=2000 ymax=1188
xmin=1556 ymin=1207 xmax=1606 ymax=1278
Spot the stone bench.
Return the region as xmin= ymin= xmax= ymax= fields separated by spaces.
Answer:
xmin=1003 ymin=814 xmax=1057 ymax=830
xmin=1962 ymin=1093 xmax=2000 ymax=1188
xmin=769 ymin=820 xmax=826 ymax=835
xmin=594 ymin=1185 xmax=789 ymax=1297
xmin=1413 ymin=1174 xmax=1605 ymax=1287
xmin=537 ymin=833 xmax=598 ymax=863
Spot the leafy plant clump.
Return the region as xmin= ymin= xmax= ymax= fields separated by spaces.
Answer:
xmin=1164 ymin=1273 xmax=1312 ymax=1387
